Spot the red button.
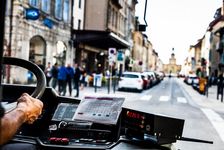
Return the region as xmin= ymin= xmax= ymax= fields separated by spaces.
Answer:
xmin=61 ymin=138 xmax=69 ymax=144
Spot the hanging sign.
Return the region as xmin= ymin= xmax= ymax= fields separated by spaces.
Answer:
xmin=25 ymin=8 xmax=40 ymax=20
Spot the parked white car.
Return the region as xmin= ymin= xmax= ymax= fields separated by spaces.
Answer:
xmin=186 ymin=74 xmax=198 ymax=85
xmin=118 ymin=72 xmax=144 ymax=92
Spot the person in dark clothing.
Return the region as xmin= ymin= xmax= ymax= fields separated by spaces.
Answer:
xmin=217 ymin=74 xmax=224 ymax=99
xmin=66 ymin=64 xmax=74 ymax=96
xmin=44 ymin=62 xmax=52 ymax=86
xmin=51 ymin=63 xmax=59 ymax=89
xmin=36 ymin=60 xmax=45 ymax=72
xmin=80 ymin=67 xmax=86 ymax=90
xmin=73 ymin=63 xmax=81 ymax=97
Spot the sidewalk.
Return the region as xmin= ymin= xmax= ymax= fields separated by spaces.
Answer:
xmin=71 ymin=86 xmax=119 ymax=99
xmin=177 ymin=78 xmax=224 ymax=113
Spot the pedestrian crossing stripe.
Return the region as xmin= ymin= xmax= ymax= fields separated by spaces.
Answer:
xmin=159 ymin=96 xmax=170 ymax=101
xmin=139 ymin=95 xmax=188 ymax=103
xmin=140 ymin=95 xmax=152 ymax=101
xmin=177 ymin=97 xmax=187 ymax=103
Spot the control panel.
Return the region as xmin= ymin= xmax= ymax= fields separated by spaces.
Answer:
xmin=121 ymin=107 xmax=185 ymax=145
xmin=37 ymin=98 xmax=123 ymax=149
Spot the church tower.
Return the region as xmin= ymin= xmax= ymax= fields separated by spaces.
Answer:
xmin=169 ymin=48 xmax=176 ymax=65
xmin=163 ymin=48 xmax=181 ymax=75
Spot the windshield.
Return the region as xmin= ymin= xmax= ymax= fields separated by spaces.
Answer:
xmin=122 ymin=74 xmax=139 ymax=78
xmin=0 ymin=0 xmax=223 ymax=150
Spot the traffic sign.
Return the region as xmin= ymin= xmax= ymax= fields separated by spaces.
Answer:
xmin=108 ymin=48 xmax=116 ymax=66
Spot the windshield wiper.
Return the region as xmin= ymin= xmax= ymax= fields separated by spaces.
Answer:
xmin=179 ymin=137 xmax=213 ymax=144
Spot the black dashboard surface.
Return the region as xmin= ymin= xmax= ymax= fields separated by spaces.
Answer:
xmin=2 ymin=84 xmax=184 ymax=150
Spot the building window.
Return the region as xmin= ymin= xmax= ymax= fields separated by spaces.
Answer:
xmin=78 ymin=0 xmax=82 ymax=8
xmin=78 ymin=19 xmax=81 ymax=30
xmin=115 ymin=11 xmax=118 ymax=29
xmin=108 ymin=5 xmax=112 ymax=25
xmin=41 ymin=0 xmax=50 ymax=13
xmin=63 ymin=0 xmax=69 ymax=22
xmin=112 ymin=9 xmax=115 ymax=27
xmin=55 ymin=0 xmax=63 ymax=20
xmin=29 ymin=0 xmax=39 ymax=7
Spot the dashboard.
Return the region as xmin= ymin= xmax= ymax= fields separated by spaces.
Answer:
xmin=2 ymin=84 xmax=184 ymax=150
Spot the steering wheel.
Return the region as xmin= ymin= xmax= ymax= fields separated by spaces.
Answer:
xmin=3 ymin=57 xmax=46 ymax=99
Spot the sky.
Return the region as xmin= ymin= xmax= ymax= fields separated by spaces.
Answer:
xmin=136 ymin=0 xmax=222 ymax=65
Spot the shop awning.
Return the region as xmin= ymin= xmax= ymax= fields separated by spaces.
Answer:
xmin=72 ymin=30 xmax=130 ymax=49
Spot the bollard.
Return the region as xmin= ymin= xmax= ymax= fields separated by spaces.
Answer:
xmin=205 ymin=84 xmax=208 ymax=97
xmin=94 ymin=78 xmax=97 ymax=93
xmin=221 ymin=88 xmax=223 ymax=102
xmin=113 ymin=76 xmax=116 ymax=93
xmin=107 ymin=77 xmax=110 ymax=94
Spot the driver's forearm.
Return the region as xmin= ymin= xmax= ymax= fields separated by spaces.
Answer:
xmin=0 ymin=108 xmax=26 ymax=145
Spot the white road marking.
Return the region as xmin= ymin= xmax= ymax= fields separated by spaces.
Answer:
xmin=140 ymin=95 xmax=152 ymax=101
xmin=201 ymin=108 xmax=224 ymax=142
xmin=177 ymin=97 xmax=187 ymax=103
xmin=159 ymin=96 xmax=170 ymax=101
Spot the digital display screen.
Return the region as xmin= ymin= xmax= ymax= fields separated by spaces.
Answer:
xmin=126 ymin=110 xmax=145 ymax=120
xmin=122 ymin=108 xmax=154 ymax=134
xmin=52 ymin=103 xmax=78 ymax=121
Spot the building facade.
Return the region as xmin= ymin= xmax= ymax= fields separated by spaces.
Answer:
xmin=4 ymin=0 xmax=72 ymax=83
xmin=204 ymin=5 xmax=224 ymax=78
xmin=72 ymin=0 xmax=136 ymax=75
xmin=163 ymin=53 xmax=181 ymax=75
xmin=132 ymin=31 xmax=143 ymax=72
xmin=4 ymin=0 xmax=164 ymax=84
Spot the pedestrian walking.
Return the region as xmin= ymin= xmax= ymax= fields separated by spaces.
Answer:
xmin=74 ymin=63 xmax=81 ymax=97
xmin=51 ymin=63 xmax=58 ymax=89
xmin=58 ymin=63 xmax=67 ymax=96
xmin=217 ymin=74 xmax=224 ymax=101
xmin=80 ymin=67 xmax=86 ymax=90
xmin=66 ymin=64 xmax=74 ymax=96
xmin=36 ymin=60 xmax=45 ymax=72
xmin=45 ymin=62 xmax=52 ymax=86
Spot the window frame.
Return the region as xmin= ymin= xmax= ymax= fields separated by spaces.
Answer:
xmin=41 ymin=0 xmax=50 ymax=14
xmin=63 ymin=0 xmax=70 ymax=22
xmin=29 ymin=0 xmax=39 ymax=8
xmin=55 ymin=0 xmax=63 ymax=20
xmin=78 ymin=0 xmax=82 ymax=9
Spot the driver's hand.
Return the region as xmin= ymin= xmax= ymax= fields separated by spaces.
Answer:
xmin=17 ymin=93 xmax=43 ymax=124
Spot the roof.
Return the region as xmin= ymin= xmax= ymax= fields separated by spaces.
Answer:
xmin=72 ymin=30 xmax=130 ymax=50
xmin=207 ymin=16 xmax=224 ymax=31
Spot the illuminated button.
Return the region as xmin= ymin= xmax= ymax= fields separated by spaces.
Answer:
xmin=146 ymin=124 xmax=151 ymax=131
xmin=61 ymin=138 xmax=69 ymax=145
xmin=55 ymin=138 xmax=62 ymax=143
xmin=49 ymin=137 xmax=57 ymax=144
xmin=49 ymin=137 xmax=70 ymax=145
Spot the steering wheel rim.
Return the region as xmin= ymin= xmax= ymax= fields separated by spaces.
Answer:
xmin=3 ymin=57 xmax=46 ymax=99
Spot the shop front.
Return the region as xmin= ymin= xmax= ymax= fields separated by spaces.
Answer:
xmin=72 ymin=30 xmax=130 ymax=74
